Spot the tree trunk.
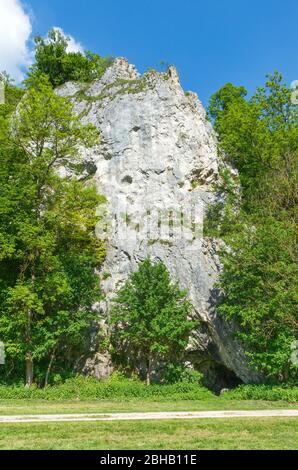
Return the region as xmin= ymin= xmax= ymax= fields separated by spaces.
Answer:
xmin=44 ymin=350 xmax=56 ymax=388
xmin=146 ymin=355 xmax=152 ymax=386
xmin=25 ymin=353 xmax=33 ymax=388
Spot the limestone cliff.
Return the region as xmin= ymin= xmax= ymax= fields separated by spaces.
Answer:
xmin=57 ymin=58 xmax=261 ymax=389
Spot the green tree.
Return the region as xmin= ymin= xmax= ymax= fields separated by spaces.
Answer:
xmin=0 ymin=76 xmax=24 ymax=132
xmin=208 ymin=82 xmax=247 ymax=123
xmin=207 ymin=72 xmax=298 ymax=381
xmin=208 ymin=73 xmax=298 ymax=207
xmin=28 ymin=28 xmax=113 ymax=88
xmin=217 ymin=218 xmax=297 ymax=380
xmin=110 ymin=258 xmax=195 ymax=385
xmin=0 ymin=77 xmax=105 ymax=386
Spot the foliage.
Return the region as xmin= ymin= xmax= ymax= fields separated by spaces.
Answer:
xmin=208 ymin=72 xmax=298 ymax=206
xmin=218 ymin=218 xmax=297 ymax=379
xmin=162 ymin=364 xmax=204 ymax=385
xmin=208 ymin=82 xmax=247 ymax=123
xmin=207 ymin=72 xmax=298 ymax=381
xmin=28 ymin=28 xmax=113 ymax=88
xmin=204 ymin=167 xmax=241 ymax=237
xmin=110 ymin=258 xmax=196 ymax=384
xmin=0 ymin=81 xmax=24 ymax=126
xmin=223 ymin=384 xmax=298 ymax=402
xmin=8 ymin=75 xmax=99 ymax=160
xmin=0 ymin=76 xmax=105 ymax=386
xmin=0 ymin=375 xmax=212 ymax=401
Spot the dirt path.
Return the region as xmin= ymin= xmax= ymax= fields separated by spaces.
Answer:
xmin=0 ymin=410 xmax=297 ymax=423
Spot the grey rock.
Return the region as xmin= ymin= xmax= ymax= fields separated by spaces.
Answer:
xmin=82 ymin=352 xmax=113 ymax=381
xmin=57 ymin=58 xmax=262 ymax=386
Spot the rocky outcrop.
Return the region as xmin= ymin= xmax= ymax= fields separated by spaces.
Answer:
xmin=57 ymin=58 xmax=262 ymax=388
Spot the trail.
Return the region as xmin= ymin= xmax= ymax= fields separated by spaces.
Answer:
xmin=0 ymin=410 xmax=297 ymax=423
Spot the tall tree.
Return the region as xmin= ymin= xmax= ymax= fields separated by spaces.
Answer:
xmin=0 ymin=77 xmax=105 ymax=386
xmin=110 ymin=258 xmax=195 ymax=385
xmin=207 ymin=73 xmax=298 ymax=381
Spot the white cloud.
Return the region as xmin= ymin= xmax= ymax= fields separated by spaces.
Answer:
xmin=52 ymin=27 xmax=84 ymax=54
xmin=0 ymin=1 xmax=84 ymax=83
xmin=0 ymin=0 xmax=32 ymax=82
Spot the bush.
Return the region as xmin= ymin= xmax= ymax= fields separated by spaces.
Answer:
xmin=0 ymin=375 xmax=214 ymax=401
xmin=162 ymin=364 xmax=203 ymax=384
xmin=223 ymin=384 xmax=298 ymax=401
xmin=110 ymin=258 xmax=195 ymax=385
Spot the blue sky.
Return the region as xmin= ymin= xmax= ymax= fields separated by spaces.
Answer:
xmin=2 ymin=0 xmax=298 ymax=105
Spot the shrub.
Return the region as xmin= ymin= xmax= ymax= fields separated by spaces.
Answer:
xmin=0 ymin=375 xmax=213 ymax=401
xmin=110 ymin=258 xmax=195 ymax=385
xmin=162 ymin=364 xmax=203 ymax=384
xmin=223 ymin=384 xmax=298 ymax=401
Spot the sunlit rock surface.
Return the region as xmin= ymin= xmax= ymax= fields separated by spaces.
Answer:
xmin=57 ymin=58 xmax=262 ymax=388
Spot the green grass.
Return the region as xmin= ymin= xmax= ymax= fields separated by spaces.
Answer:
xmin=0 ymin=397 xmax=297 ymax=415
xmin=0 ymin=418 xmax=297 ymax=450
xmin=0 ymin=398 xmax=296 ymax=450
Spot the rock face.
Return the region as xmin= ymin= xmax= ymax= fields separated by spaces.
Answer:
xmin=57 ymin=58 xmax=262 ymax=388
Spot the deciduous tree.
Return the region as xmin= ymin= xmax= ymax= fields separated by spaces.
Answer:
xmin=110 ymin=259 xmax=195 ymax=385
